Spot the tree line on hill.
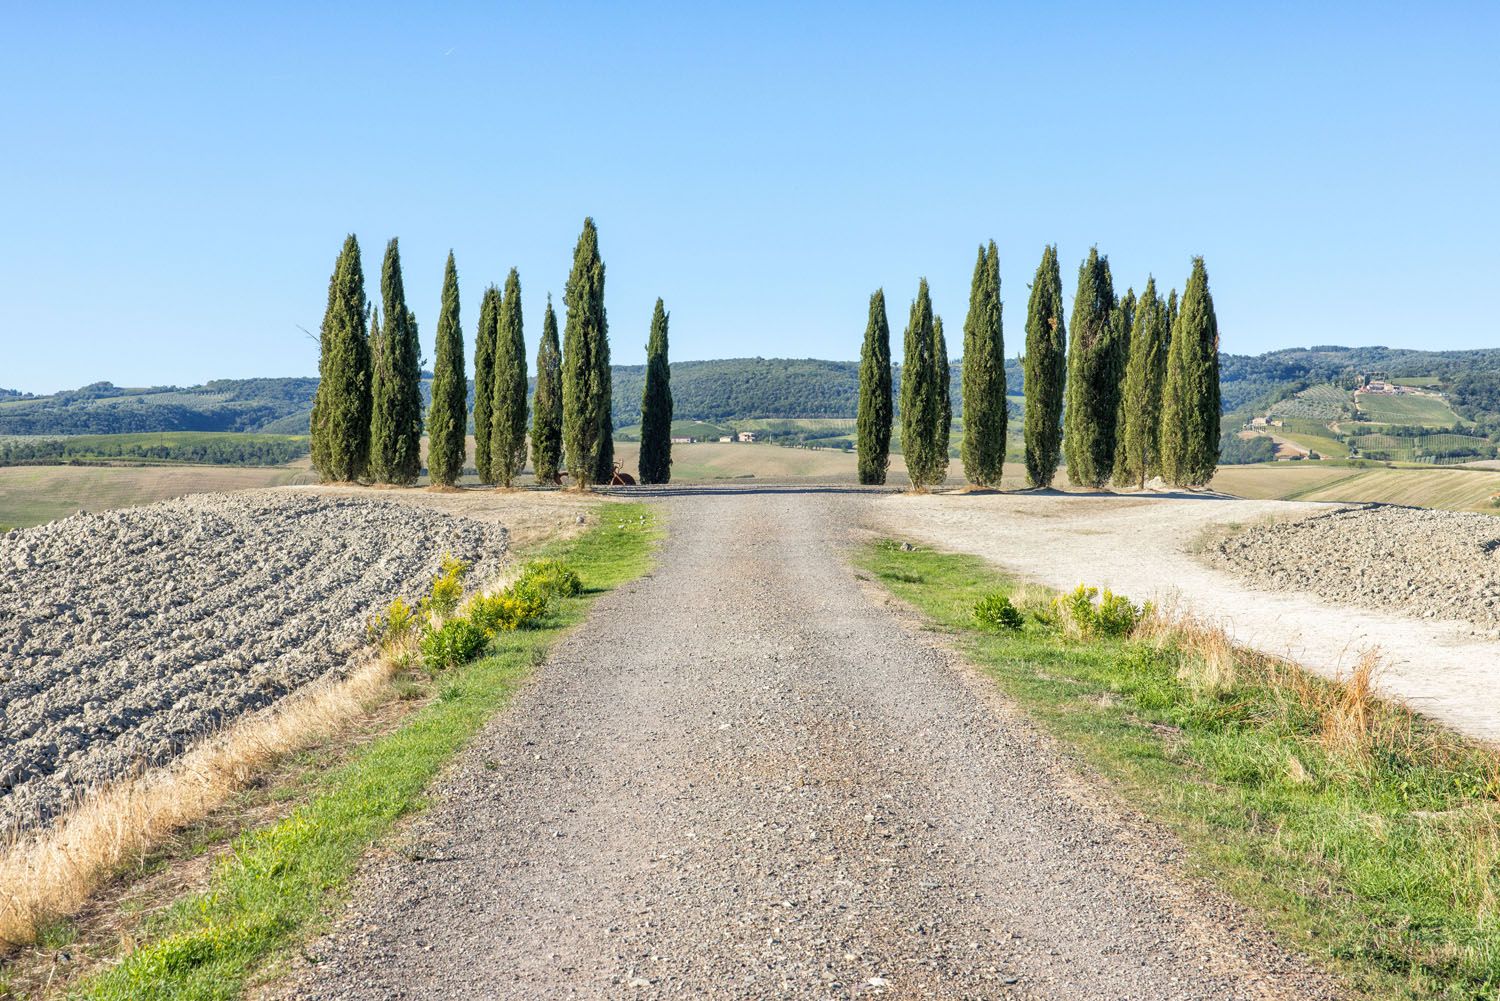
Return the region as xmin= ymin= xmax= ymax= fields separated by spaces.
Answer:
xmin=0 ymin=434 xmax=309 ymax=467
xmin=856 ymin=245 xmax=1222 ymax=489
xmin=308 ymin=218 xmax=680 ymax=488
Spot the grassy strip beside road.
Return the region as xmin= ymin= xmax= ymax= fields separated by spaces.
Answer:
xmin=860 ymin=540 xmax=1500 ymax=1001
xmin=67 ymin=504 xmax=659 ymax=1001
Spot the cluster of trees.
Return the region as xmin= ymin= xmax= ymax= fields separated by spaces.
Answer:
xmin=857 ymin=245 xmax=1222 ymax=490
xmin=310 ymin=219 xmax=676 ymax=488
xmin=0 ymin=433 xmax=309 ymax=467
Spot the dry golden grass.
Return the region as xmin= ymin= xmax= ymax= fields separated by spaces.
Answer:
xmin=0 ymin=551 xmax=533 ymax=952
xmin=0 ymin=641 xmax=412 ymax=949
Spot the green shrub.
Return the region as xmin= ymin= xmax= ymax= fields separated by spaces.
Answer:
xmin=421 ymin=554 xmax=470 ymax=619
xmin=1054 ymin=584 xmax=1145 ymax=639
xmin=366 ymin=596 xmax=418 ymax=649
xmin=973 ymin=593 xmax=1024 ymax=631
xmin=517 ymin=558 xmax=583 ymax=598
xmin=419 ymin=618 xmax=487 ymax=673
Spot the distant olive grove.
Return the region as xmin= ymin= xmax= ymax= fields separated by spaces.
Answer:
xmin=856 ymin=245 xmax=1222 ymax=490
xmin=309 ymin=219 xmax=676 ymax=489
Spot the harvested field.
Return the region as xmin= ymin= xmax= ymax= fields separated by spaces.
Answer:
xmin=1209 ymin=505 xmax=1500 ymax=634
xmin=0 ymin=492 xmax=510 ymax=838
xmin=0 ymin=464 xmax=319 ymax=530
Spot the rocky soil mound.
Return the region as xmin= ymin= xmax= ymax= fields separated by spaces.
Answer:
xmin=0 ymin=492 xmax=508 ymax=837
xmin=1208 ymin=505 xmax=1500 ymax=633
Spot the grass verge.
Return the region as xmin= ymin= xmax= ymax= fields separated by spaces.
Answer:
xmin=859 ymin=539 xmax=1500 ymax=1001
xmin=24 ymin=504 xmax=657 ymax=1001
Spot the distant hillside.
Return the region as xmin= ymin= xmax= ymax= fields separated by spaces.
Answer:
xmin=0 ymin=379 xmax=317 ymax=435
xmin=8 ymin=345 xmax=1499 ymax=437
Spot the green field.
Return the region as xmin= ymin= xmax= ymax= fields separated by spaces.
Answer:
xmin=613 ymin=418 xmax=735 ymax=442
xmin=1354 ymin=391 xmax=1463 ymax=426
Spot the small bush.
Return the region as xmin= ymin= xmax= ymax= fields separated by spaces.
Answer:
xmin=1054 ymin=584 xmax=1145 ymax=639
xmin=973 ymin=593 xmax=1024 ymax=631
xmin=419 ymin=618 xmax=487 ymax=673
xmin=367 ymin=596 xmax=418 ymax=650
xmin=422 ymin=554 xmax=470 ymax=619
xmin=517 ymin=558 xmax=583 ymax=598
xmin=467 ymin=590 xmax=544 ymax=634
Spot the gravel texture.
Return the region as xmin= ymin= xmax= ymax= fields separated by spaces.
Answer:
xmin=281 ymin=488 xmax=1339 ymax=1000
xmin=0 ymin=491 xmax=508 ymax=837
xmin=1208 ymin=505 xmax=1500 ymax=634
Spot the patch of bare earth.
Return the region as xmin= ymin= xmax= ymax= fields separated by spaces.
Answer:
xmin=870 ymin=491 xmax=1500 ymax=743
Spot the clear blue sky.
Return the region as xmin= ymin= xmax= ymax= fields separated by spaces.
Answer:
xmin=3 ymin=2 xmax=1496 ymax=393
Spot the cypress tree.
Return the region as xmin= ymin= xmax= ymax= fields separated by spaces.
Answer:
xmin=490 ymin=268 xmax=529 ymax=487
xmin=900 ymin=279 xmax=946 ymax=490
xmin=593 ymin=330 xmax=615 ymax=484
xmin=367 ymin=239 xmax=422 ymax=485
xmin=1113 ymin=278 xmax=1169 ymax=489
xmin=310 ymin=234 xmax=371 ymax=482
xmin=1063 ymin=248 xmax=1118 ymax=488
xmin=1022 ymin=245 xmax=1066 ymax=488
xmin=856 ymin=289 xmax=893 ymax=484
xmin=472 ymin=285 xmax=501 ymax=484
xmin=637 ymin=298 xmax=673 ymax=484
xmin=935 ymin=315 xmax=951 ymax=478
xmin=426 ymin=252 xmax=466 ymax=487
xmin=1104 ymin=286 xmax=1136 ymax=482
xmin=1160 ymin=257 xmax=1221 ymax=487
xmin=960 ymin=241 xmax=1006 ymax=486
xmin=532 ymin=297 xmax=564 ymax=485
xmin=562 ymin=218 xmax=610 ymax=488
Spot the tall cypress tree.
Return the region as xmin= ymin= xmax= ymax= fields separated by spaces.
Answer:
xmin=1105 ymin=286 xmax=1136 ymax=482
xmin=562 ymin=218 xmax=610 ymax=488
xmin=593 ymin=328 xmax=615 ymax=484
xmin=900 ymin=279 xmax=946 ymax=490
xmin=1063 ymin=248 xmax=1118 ymax=488
xmin=472 ymin=285 xmax=501 ymax=484
xmin=856 ymin=289 xmax=893 ymax=485
xmin=1023 ymin=245 xmax=1066 ymax=488
xmin=960 ymin=241 xmax=1006 ymax=486
xmin=637 ymin=298 xmax=673 ymax=484
xmin=369 ymin=238 xmax=421 ymax=485
xmin=532 ymin=297 xmax=564 ymax=485
xmin=426 ymin=252 xmax=466 ymax=487
xmin=1160 ymin=257 xmax=1221 ymax=487
xmin=490 ymin=268 xmax=529 ymax=487
xmin=1113 ymin=278 xmax=1169 ymax=489
xmin=310 ymin=234 xmax=370 ymax=482
xmin=935 ymin=314 xmax=951 ymax=479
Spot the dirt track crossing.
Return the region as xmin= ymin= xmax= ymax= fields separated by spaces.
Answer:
xmin=282 ymin=488 xmax=1339 ymax=999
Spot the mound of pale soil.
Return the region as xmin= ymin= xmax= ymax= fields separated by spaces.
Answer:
xmin=1208 ymin=505 xmax=1500 ymax=633
xmin=0 ymin=492 xmax=507 ymax=837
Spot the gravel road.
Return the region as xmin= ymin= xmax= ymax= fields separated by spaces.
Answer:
xmin=0 ymin=491 xmax=508 ymax=837
xmin=282 ymin=488 xmax=1337 ymax=1000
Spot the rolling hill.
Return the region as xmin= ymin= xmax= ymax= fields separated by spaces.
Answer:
xmin=6 ymin=345 xmax=1500 ymax=439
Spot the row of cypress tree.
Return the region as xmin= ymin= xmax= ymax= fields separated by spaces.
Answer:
xmin=855 ymin=245 xmax=1221 ymax=491
xmin=309 ymin=219 xmax=663 ymax=490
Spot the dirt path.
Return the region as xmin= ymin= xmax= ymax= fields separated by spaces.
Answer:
xmin=277 ymin=488 xmax=1336 ymax=999
xmin=873 ymin=491 xmax=1500 ymax=743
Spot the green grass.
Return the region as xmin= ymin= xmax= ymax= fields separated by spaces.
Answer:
xmin=67 ymin=505 xmax=660 ymax=1001
xmin=1355 ymin=392 xmax=1464 ymax=427
xmin=859 ymin=540 xmax=1500 ymax=1000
